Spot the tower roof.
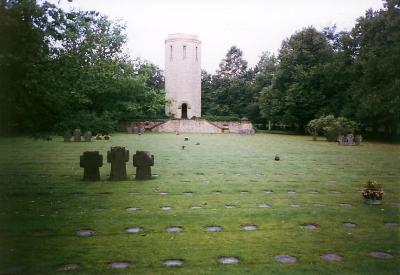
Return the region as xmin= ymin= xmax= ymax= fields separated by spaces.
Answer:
xmin=165 ymin=33 xmax=200 ymax=43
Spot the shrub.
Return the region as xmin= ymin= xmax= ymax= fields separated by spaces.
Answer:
xmin=306 ymin=115 xmax=359 ymax=141
xmin=54 ymin=112 xmax=117 ymax=135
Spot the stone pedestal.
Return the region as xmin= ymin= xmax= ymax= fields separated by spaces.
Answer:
xmin=80 ymin=151 xmax=103 ymax=181
xmin=107 ymin=146 xmax=129 ymax=180
xmin=132 ymin=151 xmax=154 ymax=180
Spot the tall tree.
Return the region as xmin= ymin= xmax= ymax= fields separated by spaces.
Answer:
xmin=0 ymin=0 xmax=61 ymax=133
xmin=216 ymin=46 xmax=248 ymax=79
xmin=348 ymin=0 xmax=400 ymax=136
xmin=259 ymin=27 xmax=334 ymax=130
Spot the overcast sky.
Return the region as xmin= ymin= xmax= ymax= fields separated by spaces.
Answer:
xmin=54 ymin=0 xmax=383 ymax=73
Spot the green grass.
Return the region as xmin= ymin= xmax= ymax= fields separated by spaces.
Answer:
xmin=0 ymin=133 xmax=399 ymax=274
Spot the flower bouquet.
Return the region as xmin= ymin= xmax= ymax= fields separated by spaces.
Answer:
xmin=362 ymin=179 xmax=384 ymax=205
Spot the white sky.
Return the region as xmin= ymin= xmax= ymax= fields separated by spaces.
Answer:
xmin=54 ymin=0 xmax=383 ymax=73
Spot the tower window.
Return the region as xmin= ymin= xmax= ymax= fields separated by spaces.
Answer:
xmin=195 ymin=46 xmax=198 ymax=61
xmin=170 ymin=45 xmax=173 ymax=61
xmin=183 ymin=45 xmax=186 ymax=59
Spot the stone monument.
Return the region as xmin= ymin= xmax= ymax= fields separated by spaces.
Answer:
xmin=63 ymin=131 xmax=71 ymax=142
xmin=107 ymin=146 xmax=129 ymax=180
xmin=80 ymin=151 xmax=103 ymax=181
xmin=73 ymin=129 xmax=81 ymax=142
xmin=165 ymin=33 xmax=201 ymax=119
xmin=83 ymin=131 xmax=92 ymax=142
xmin=346 ymin=134 xmax=354 ymax=145
xmin=355 ymin=134 xmax=363 ymax=145
xmin=132 ymin=151 xmax=154 ymax=180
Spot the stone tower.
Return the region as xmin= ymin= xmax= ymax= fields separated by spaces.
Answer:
xmin=165 ymin=33 xmax=201 ymax=119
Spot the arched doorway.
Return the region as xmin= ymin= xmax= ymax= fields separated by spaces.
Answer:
xmin=181 ymin=103 xmax=188 ymax=119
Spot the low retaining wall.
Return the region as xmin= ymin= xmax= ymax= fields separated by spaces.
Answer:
xmin=125 ymin=119 xmax=254 ymax=134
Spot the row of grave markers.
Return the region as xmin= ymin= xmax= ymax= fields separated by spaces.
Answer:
xmin=59 ymin=249 xmax=394 ymax=271
xmin=80 ymin=146 xmax=154 ymax=180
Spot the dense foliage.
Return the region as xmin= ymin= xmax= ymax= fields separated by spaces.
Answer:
xmin=0 ymin=0 xmax=165 ymax=134
xmin=1 ymin=0 xmax=398 ymax=138
xmin=202 ymin=0 xmax=399 ymax=137
xmin=306 ymin=115 xmax=359 ymax=141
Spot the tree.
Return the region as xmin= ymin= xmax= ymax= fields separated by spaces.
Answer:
xmin=132 ymin=58 xmax=165 ymax=90
xmin=259 ymin=27 xmax=334 ymax=131
xmin=216 ymin=46 xmax=248 ymax=79
xmin=0 ymin=0 xmax=62 ymax=133
xmin=347 ymin=0 xmax=400 ymax=136
xmin=0 ymin=1 xmax=166 ymax=134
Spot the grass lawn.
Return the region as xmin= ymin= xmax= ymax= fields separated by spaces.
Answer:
xmin=0 ymin=133 xmax=399 ymax=274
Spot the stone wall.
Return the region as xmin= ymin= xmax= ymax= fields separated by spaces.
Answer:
xmin=211 ymin=121 xmax=254 ymax=134
xmin=152 ymin=119 xmax=222 ymax=133
xmin=124 ymin=119 xmax=255 ymax=134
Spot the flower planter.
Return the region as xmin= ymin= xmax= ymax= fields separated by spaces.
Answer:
xmin=365 ymin=198 xmax=382 ymax=205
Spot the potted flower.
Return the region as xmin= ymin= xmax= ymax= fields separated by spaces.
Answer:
xmin=362 ymin=179 xmax=384 ymax=205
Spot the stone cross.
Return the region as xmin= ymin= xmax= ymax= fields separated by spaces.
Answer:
xmin=73 ymin=129 xmax=82 ymax=142
xmin=346 ymin=134 xmax=354 ymax=145
xmin=355 ymin=135 xmax=363 ymax=145
xmin=80 ymin=151 xmax=103 ymax=181
xmin=83 ymin=131 xmax=92 ymax=142
xmin=63 ymin=131 xmax=71 ymax=142
xmin=107 ymin=146 xmax=129 ymax=180
xmin=132 ymin=151 xmax=154 ymax=180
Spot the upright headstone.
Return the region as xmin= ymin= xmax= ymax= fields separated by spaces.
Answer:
xmin=83 ymin=131 xmax=92 ymax=142
xmin=337 ymin=135 xmax=345 ymax=145
xmin=133 ymin=127 xmax=139 ymax=134
xmin=127 ymin=127 xmax=133 ymax=134
xmin=80 ymin=151 xmax=103 ymax=181
xmin=107 ymin=146 xmax=129 ymax=180
xmin=63 ymin=131 xmax=72 ymax=142
xmin=355 ymin=135 xmax=363 ymax=145
xmin=73 ymin=129 xmax=82 ymax=142
xmin=346 ymin=134 xmax=354 ymax=145
xmin=132 ymin=151 xmax=154 ymax=180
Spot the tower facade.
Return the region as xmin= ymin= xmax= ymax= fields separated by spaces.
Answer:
xmin=165 ymin=33 xmax=201 ymax=119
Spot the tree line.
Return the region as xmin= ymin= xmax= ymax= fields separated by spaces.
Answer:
xmin=0 ymin=0 xmax=165 ymax=135
xmin=1 ymin=0 xmax=399 ymax=138
xmin=202 ymin=0 xmax=399 ymax=137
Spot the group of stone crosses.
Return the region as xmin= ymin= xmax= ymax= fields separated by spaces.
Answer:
xmin=63 ymin=129 xmax=92 ymax=142
xmin=80 ymin=146 xmax=154 ymax=181
xmin=337 ymin=133 xmax=362 ymax=145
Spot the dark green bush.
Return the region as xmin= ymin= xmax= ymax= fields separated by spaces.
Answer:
xmin=54 ymin=112 xmax=117 ymax=135
xmin=306 ymin=115 xmax=359 ymax=141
